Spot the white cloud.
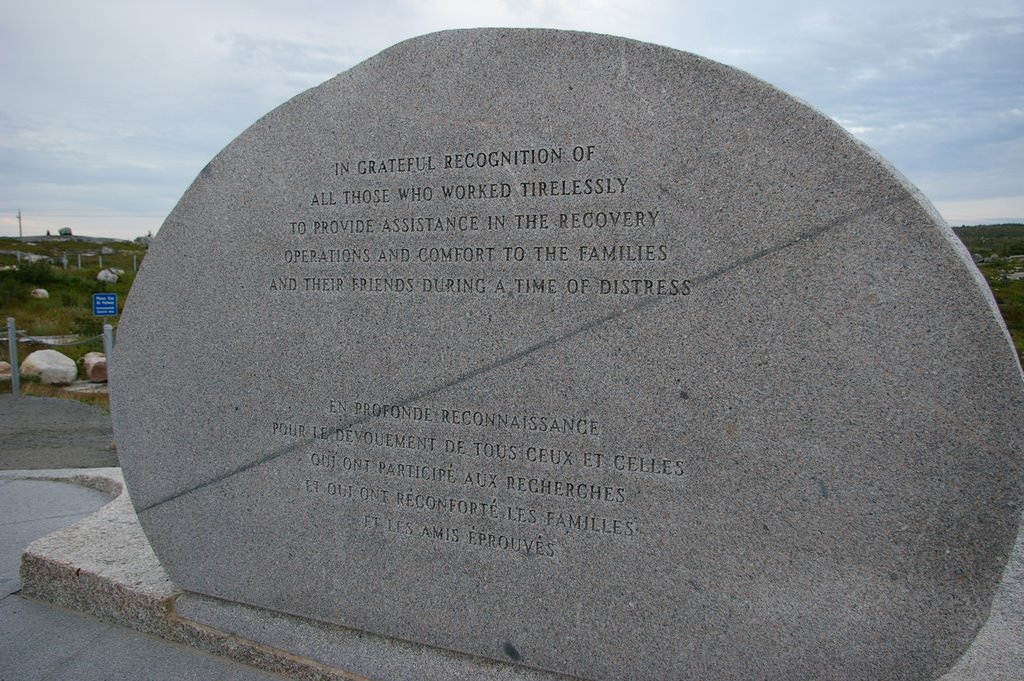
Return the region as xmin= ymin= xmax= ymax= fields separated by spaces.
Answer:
xmin=933 ymin=196 xmax=1024 ymax=225
xmin=0 ymin=0 xmax=1022 ymax=237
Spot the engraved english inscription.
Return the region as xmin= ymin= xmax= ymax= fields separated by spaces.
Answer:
xmin=272 ymin=143 xmax=692 ymax=298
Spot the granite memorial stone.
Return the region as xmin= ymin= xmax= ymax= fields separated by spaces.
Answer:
xmin=112 ymin=29 xmax=1024 ymax=681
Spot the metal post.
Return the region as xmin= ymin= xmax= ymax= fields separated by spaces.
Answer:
xmin=99 ymin=255 xmax=103 ymax=268
xmin=7 ymin=317 xmax=19 ymax=397
xmin=103 ymin=323 xmax=114 ymax=373
xmin=133 ymin=255 xmax=138 ymax=271
xmin=77 ymin=253 xmax=82 ymax=269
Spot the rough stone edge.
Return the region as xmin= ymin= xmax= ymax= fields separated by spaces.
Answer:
xmin=936 ymin=511 xmax=1024 ymax=681
xmin=9 ymin=467 xmax=178 ymax=638
xmin=0 ymin=466 xmax=125 ymax=497
xmin=6 ymin=468 xmax=578 ymax=681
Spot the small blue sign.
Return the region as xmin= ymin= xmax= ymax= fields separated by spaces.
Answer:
xmin=92 ymin=293 xmax=118 ymax=316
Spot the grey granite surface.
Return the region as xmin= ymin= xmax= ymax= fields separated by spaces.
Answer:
xmin=10 ymin=467 xmax=1024 ymax=681
xmin=111 ymin=29 xmax=1024 ymax=681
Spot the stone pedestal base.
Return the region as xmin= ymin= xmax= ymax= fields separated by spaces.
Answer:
xmin=9 ymin=468 xmax=1023 ymax=681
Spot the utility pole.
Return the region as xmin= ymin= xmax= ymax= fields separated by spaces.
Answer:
xmin=17 ymin=209 xmax=22 ymax=238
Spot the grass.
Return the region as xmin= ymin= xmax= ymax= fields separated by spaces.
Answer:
xmin=955 ymin=224 xmax=1024 ymax=360
xmin=1 ymin=236 xmax=142 ymax=405
xmin=1 ymin=236 xmax=145 ymax=363
xmin=953 ymin=224 xmax=1024 ymax=259
xmin=15 ymin=379 xmax=111 ymax=412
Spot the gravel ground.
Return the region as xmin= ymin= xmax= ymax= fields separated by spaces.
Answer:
xmin=0 ymin=394 xmax=117 ymax=469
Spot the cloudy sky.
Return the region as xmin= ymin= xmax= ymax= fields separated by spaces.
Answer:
xmin=1 ymin=0 xmax=1021 ymax=239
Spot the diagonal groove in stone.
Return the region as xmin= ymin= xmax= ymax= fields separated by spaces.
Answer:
xmin=135 ymin=193 xmax=911 ymax=515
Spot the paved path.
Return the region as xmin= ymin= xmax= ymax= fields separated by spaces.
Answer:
xmin=0 ymin=395 xmax=117 ymax=469
xmin=0 ymin=395 xmax=286 ymax=679
xmin=0 ymin=477 xmax=286 ymax=680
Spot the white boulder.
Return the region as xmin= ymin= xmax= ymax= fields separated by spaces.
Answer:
xmin=30 ymin=288 xmax=49 ymax=299
xmin=100 ymin=246 xmax=115 ymax=255
xmin=97 ymin=268 xmax=119 ymax=283
xmin=82 ymin=352 xmax=108 ymax=382
xmin=0 ymin=361 xmax=10 ymax=379
xmin=21 ymin=349 xmax=78 ymax=385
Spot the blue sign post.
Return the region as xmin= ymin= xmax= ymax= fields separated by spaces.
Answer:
xmin=92 ymin=293 xmax=118 ymax=317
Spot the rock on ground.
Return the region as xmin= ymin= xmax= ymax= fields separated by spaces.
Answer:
xmin=83 ymin=352 xmax=107 ymax=382
xmin=20 ymin=350 xmax=78 ymax=385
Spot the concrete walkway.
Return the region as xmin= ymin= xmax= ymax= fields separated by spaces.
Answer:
xmin=0 ymin=394 xmax=117 ymax=469
xmin=0 ymin=476 xmax=286 ymax=680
